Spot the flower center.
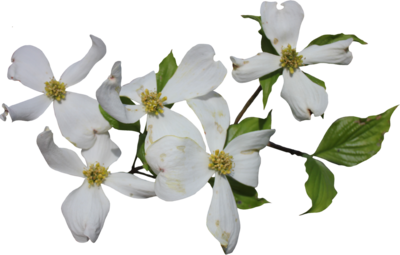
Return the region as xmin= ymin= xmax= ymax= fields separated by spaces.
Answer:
xmin=45 ymin=79 xmax=66 ymax=101
xmin=280 ymin=44 xmax=303 ymax=74
xmin=83 ymin=162 xmax=109 ymax=187
xmin=141 ymin=89 xmax=167 ymax=115
xmin=208 ymin=150 xmax=234 ymax=175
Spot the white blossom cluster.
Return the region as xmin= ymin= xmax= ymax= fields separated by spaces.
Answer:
xmin=0 ymin=1 xmax=359 ymax=253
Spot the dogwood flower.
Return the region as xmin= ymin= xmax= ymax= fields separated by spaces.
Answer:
xmin=145 ymin=91 xmax=275 ymax=253
xmin=1 ymin=35 xmax=110 ymax=149
xmin=231 ymin=1 xmax=357 ymax=121
xmin=37 ymin=127 xmax=155 ymax=242
xmin=96 ymin=44 xmax=227 ymax=152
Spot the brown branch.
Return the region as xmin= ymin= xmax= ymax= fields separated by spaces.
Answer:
xmin=235 ymin=85 xmax=309 ymax=158
xmin=234 ymin=85 xmax=262 ymax=124
xmin=128 ymin=166 xmax=156 ymax=179
xmin=267 ymin=142 xmax=308 ymax=157
xmin=125 ymin=80 xmax=307 ymax=183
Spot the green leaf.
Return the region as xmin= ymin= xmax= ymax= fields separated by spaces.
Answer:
xmin=233 ymin=190 xmax=272 ymax=212
xmin=164 ymin=103 xmax=175 ymax=109
xmin=260 ymin=69 xmax=282 ymax=108
xmin=240 ymin=13 xmax=279 ymax=56
xmin=225 ymin=111 xmax=272 ymax=147
xmin=313 ymin=106 xmax=398 ymax=166
xmin=306 ymin=33 xmax=367 ymax=48
xmin=142 ymin=162 xmax=157 ymax=176
xmin=156 ymin=51 xmax=178 ymax=93
xmin=257 ymin=27 xmax=279 ymax=56
xmin=240 ymin=13 xmax=261 ymax=27
xmin=120 ymin=96 xmax=135 ymax=105
xmin=208 ymin=175 xmax=257 ymax=197
xmin=99 ymin=96 xmax=140 ymax=132
xmin=226 ymin=175 xmax=257 ymax=197
xmin=136 ymin=128 xmax=157 ymax=176
xmin=303 ymin=156 xmax=337 ymax=215
xmin=136 ymin=130 xmax=147 ymax=164
xmin=303 ymin=71 xmax=326 ymax=89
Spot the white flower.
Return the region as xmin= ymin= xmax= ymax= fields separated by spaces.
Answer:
xmin=37 ymin=127 xmax=155 ymax=243
xmin=145 ymin=92 xmax=275 ymax=253
xmin=96 ymin=44 xmax=227 ymax=152
xmin=231 ymin=1 xmax=356 ymax=121
xmin=1 ymin=35 xmax=110 ymax=149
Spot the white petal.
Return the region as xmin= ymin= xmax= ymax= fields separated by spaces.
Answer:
xmin=104 ymin=173 xmax=156 ymax=198
xmin=187 ymin=91 xmax=230 ymax=152
xmin=96 ymin=62 xmax=147 ymax=124
xmin=7 ymin=45 xmax=54 ymax=92
xmin=81 ymin=132 xmax=121 ymax=168
xmin=0 ymin=104 xmax=8 ymax=121
xmin=300 ymin=38 xmax=354 ymax=65
xmin=120 ymin=71 xmax=157 ymax=103
xmin=61 ymin=181 xmax=110 ymax=243
xmin=207 ymin=174 xmax=240 ymax=254
xmin=54 ymin=92 xmax=111 ymax=149
xmin=224 ymin=130 xmax=275 ymax=187
xmin=261 ymin=1 xmax=304 ymax=53
xmin=60 ymin=35 xmax=106 ymax=87
xmin=161 ymin=44 xmax=227 ymax=104
xmin=145 ymin=136 xmax=213 ymax=201
xmin=0 ymin=108 xmax=8 ymax=123
xmin=36 ymin=127 xmax=85 ymax=178
xmin=1 ymin=94 xmax=52 ymax=122
xmin=281 ymin=69 xmax=328 ymax=121
xmin=145 ymin=107 xmax=206 ymax=151
xmin=230 ymin=53 xmax=281 ymax=83
xmin=107 ymin=59 xmax=123 ymax=84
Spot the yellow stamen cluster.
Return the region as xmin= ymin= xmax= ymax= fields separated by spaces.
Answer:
xmin=280 ymin=44 xmax=303 ymax=74
xmin=83 ymin=162 xmax=109 ymax=187
xmin=44 ymin=79 xmax=66 ymax=101
xmin=141 ymin=89 xmax=167 ymax=115
xmin=208 ymin=150 xmax=233 ymax=175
